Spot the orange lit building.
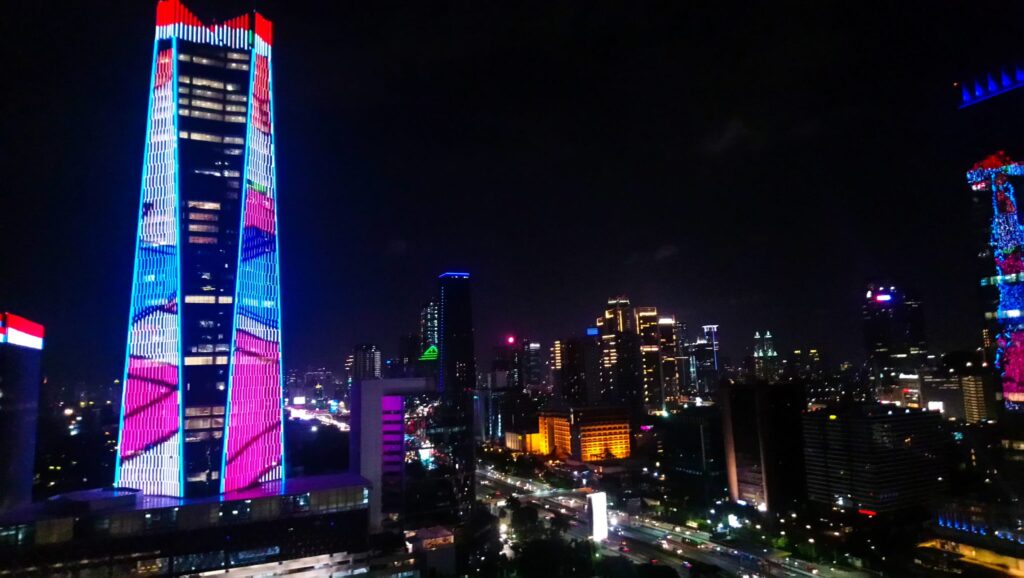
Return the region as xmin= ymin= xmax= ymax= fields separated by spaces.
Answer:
xmin=536 ymin=406 xmax=630 ymax=462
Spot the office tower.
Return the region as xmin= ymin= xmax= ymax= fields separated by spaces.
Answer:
xmin=551 ymin=339 xmax=564 ymax=385
xmin=553 ymin=333 xmax=602 ymax=407
xmin=435 ymin=272 xmax=476 ymax=522
xmin=645 ymin=406 xmax=725 ymax=507
xmin=802 ymin=404 xmax=945 ymax=513
xmin=351 ymin=344 xmax=382 ymax=381
xmin=521 ymin=340 xmax=547 ymax=393
xmin=115 ymin=0 xmax=284 ymax=498
xmin=785 ymin=348 xmax=824 ymax=381
xmin=720 ymin=381 xmax=806 ymax=513
xmin=658 ymin=316 xmax=681 ymax=403
xmin=863 ymin=284 xmax=928 ymax=387
xmin=752 ymin=330 xmax=780 ymax=382
xmin=596 ymin=297 xmax=643 ymax=415
xmin=687 ymin=325 xmax=721 ymax=396
xmin=419 ymin=299 xmax=439 ymax=357
xmin=0 ymin=312 xmax=44 ymax=512
xmin=637 ymin=307 xmax=664 ymax=409
xmin=962 ymin=375 xmax=989 ymax=423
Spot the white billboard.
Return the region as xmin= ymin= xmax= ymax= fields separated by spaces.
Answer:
xmin=587 ymin=492 xmax=608 ymax=541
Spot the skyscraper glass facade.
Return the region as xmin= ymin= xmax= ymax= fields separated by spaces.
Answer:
xmin=116 ymin=0 xmax=284 ymax=497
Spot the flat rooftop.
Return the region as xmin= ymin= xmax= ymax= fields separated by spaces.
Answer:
xmin=1 ymin=472 xmax=369 ymax=525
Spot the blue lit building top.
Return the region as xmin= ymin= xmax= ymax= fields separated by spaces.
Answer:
xmin=959 ymin=65 xmax=1024 ymax=109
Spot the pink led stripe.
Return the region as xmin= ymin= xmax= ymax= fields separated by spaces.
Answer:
xmin=252 ymin=56 xmax=271 ymax=134
xmin=244 ymin=191 xmax=276 ymax=235
xmin=223 ymin=330 xmax=282 ymax=491
xmin=154 ymin=48 xmax=173 ymax=88
xmin=120 ymin=356 xmax=180 ymax=459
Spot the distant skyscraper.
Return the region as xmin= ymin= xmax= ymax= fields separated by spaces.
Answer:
xmin=351 ymin=344 xmax=383 ymax=381
xmin=553 ymin=333 xmax=601 ymax=406
xmin=116 ymin=0 xmax=283 ymax=498
xmin=752 ymin=330 xmax=780 ymax=381
xmin=687 ymin=325 xmax=721 ymax=396
xmin=658 ymin=317 xmax=681 ymax=403
xmin=0 ymin=312 xmax=44 ymax=512
xmin=720 ymin=380 xmax=806 ymax=513
xmin=596 ymin=297 xmax=643 ymax=417
xmin=637 ymin=307 xmax=664 ymax=409
xmin=521 ymin=341 xmax=547 ymax=394
xmin=436 ymin=272 xmax=476 ymax=521
xmin=419 ymin=298 xmax=439 ymax=358
xmin=863 ymin=283 xmax=927 ymax=391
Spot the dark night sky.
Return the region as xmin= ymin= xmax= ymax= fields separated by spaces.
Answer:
xmin=3 ymin=2 xmax=1024 ymax=383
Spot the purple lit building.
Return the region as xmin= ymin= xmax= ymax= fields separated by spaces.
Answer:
xmin=116 ymin=0 xmax=284 ymax=498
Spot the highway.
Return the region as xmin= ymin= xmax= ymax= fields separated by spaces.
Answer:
xmin=477 ymin=467 xmax=872 ymax=578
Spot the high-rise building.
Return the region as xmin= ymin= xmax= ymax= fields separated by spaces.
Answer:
xmin=596 ymin=297 xmax=643 ymax=415
xmin=637 ymin=307 xmax=664 ymax=410
xmin=658 ymin=317 xmax=681 ymax=403
xmin=720 ymin=381 xmax=806 ymax=513
xmin=802 ymin=404 xmax=946 ymax=513
xmin=435 ymin=272 xmax=476 ymax=522
xmin=116 ymin=0 xmax=284 ymax=498
xmin=553 ymin=333 xmax=602 ymax=406
xmin=521 ymin=341 xmax=547 ymax=394
xmin=351 ymin=344 xmax=382 ymax=381
xmin=0 ymin=312 xmax=44 ymax=512
xmin=419 ymin=299 xmax=439 ymax=358
xmin=752 ymin=330 xmax=780 ymax=382
xmin=687 ymin=325 xmax=721 ymax=396
xmin=863 ymin=283 xmax=927 ymax=391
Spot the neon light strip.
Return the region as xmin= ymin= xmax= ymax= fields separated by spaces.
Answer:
xmin=115 ymin=42 xmax=183 ymax=497
xmin=222 ymin=48 xmax=283 ymax=493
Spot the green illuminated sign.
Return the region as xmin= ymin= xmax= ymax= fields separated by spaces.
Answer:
xmin=419 ymin=344 xmax=438 ymax=361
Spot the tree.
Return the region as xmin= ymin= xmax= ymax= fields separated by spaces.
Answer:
xmin=548 ymin=511 xmax=571 ymax=538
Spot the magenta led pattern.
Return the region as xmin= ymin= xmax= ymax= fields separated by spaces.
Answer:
xmin=116 ymin=46 xmax=184 ymax=497
xmin=222 ymin=51 xmax=284 ymax=492
xmin=969 ymin=152 xmax=1024 ymax=410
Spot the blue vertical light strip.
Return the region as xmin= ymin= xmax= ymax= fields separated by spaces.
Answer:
xmin=268 ymin=44 xmax=287 ymax=487
xmin=220 ymin=35 xmax=258 ymax=494
xmin=172 ymin=36 xmax=185 ymax=497
xmin=115 ymin=38 xmax=160 ymax=489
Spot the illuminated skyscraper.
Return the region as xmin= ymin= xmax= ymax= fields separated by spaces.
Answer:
xmin=752 ymin=330 xmax=780 ymax=382
xmin=971 ymin=153 xmax=1024 ymax=412
xmin=658 ymin=316 xmax=681 ymax=403
xmin=596 ymin=297 xmax=642 ymax=412
xmin=637 ymin=307 xmax=663 ymax=409
xmin=116 ymin=0 xmax=283 ymax=497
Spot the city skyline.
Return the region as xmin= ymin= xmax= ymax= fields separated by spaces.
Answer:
xmin=5 ymin=2 xmax=1024 ymax=576
xmin=4 ymin=2 xmax=1024 ymax=384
